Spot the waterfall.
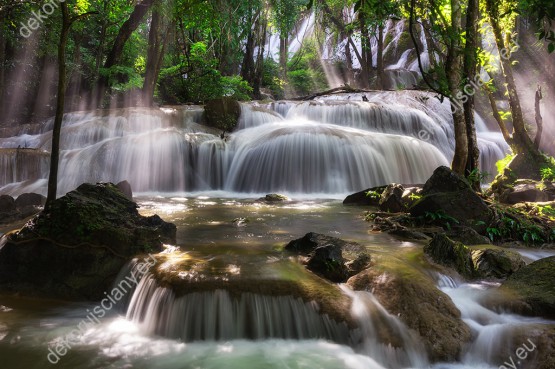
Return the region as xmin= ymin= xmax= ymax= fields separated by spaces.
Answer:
xmin=0 ymin=92 xmax=509 ymax=197
xmin=225 ymin=122 xmax=449 ymax=193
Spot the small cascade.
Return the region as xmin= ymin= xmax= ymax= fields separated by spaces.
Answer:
xmin=122 ymin=270 xmax=353 ymax=344
xmin=341 ymin=286 xmax=428 ymax=369
xmin=435 ymin=274 xmax=550 ymax=367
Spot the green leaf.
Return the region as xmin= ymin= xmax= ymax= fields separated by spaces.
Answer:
xmin=548 ymin=43 xmax=555 ymax=53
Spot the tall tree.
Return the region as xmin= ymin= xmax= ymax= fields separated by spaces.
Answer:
xmin=46 ymin=2 xmax=96 ymax=208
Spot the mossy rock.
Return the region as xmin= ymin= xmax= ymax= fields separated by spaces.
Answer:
xmin=285 ymin=232 xmax=371 ymax=283
xmin=425 ymin=234 xmax=525 ymax=280
xmin=347 ymin=261 xmax=472 ymax=362
xmin=0 ymin=183 xmax=176 ymax=300
xmin=203 ymin=97 xmax=241 ymax=131
xmin=500 ymin=256 xmax=555 ymax=319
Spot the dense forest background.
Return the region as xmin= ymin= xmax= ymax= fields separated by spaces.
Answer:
xmin=0 ymin=0 xmax=554 ymax=160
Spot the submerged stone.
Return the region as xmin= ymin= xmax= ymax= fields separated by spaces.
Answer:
xmin=285 ymin=232 xmax=370 ymax=283
xmin=0 ymin=182 xmax=176 ymax=300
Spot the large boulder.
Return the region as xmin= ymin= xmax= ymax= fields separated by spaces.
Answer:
xmin=343 ymin=186 xmax=386 ymax=206
xmin=0 ymin=182 xmax=176 ymax=300
xmin=285 ymin=232 xmax=371 ymax=283
xmin=203 ymin=97 xmax=241 ymax=132
xmin=0 ymin=195 xmax=16 ymax=213
xmin=410 ymin=167 xmax=493 ymax=231
xmin=500 ymin=256 xmax=555 ymax=319
xmin=14 ymin=193 xmax=46 ymax=208
xmin=347 ymin=268 xmax=471 ymax=362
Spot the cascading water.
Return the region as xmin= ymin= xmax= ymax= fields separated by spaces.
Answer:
xmin=0 ymin=92 xmax=509 ymax=197
xmin=433 ymin=273 xmax=553 ymax=369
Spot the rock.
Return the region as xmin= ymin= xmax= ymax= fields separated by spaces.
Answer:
xmin=306 ymin=244 xmax=348 ymax=282
xmin=409 ymin=167 xmax=493 ymax=232
xmin=285 ymin=232 xmax=370 ymax=283
xmin=421 ymin=166 xmax=472 ymax=195
xmin=424 ymin=234 xmax=476 ymax=279
xmin=425 ymin=234 xmax=525 ymax=280
xmin=347 ymin=268 xmax=472 ymax=362
xmin=501 ymin=256 xmax=555 ymax=319
xmin=116 ymin=180 xmax=133 ymax=200
xmin=204 ymin=97 xmax=242 ymax=131
xmin=0 ymin=182 xmax=176 ymax=300
xmin=258 ymin=193 xmax=289 ymax=202
xmin=473 ymin=248 xmax=526 ymax=279
xmin=500 ymin=181 xmax=552 ymax=204
xmin=378 ymin=183 xmax=405 ymax=213
xmin=14 ymin=193 xmax=45 ymax=208
xmin=447 ymin=226 xmax=491 ymax=245
xmin=343 ymin=186 xmax=386 ymax=206
xmin=0 ymin=195 xmax=15 ymax=213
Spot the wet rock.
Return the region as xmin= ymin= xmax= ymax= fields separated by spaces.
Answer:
xmin=424 ymin=234 xmax=476 ymax=279
xmin=421 ymin=166 xmax=472 ymax=194
xmin=378 ymin=183 xmax=405 ymax=213
xmin=447 ymin=226 xmax=491 ymax=245
xmin=425 ymin=234 xmax=525 ymax=280
xmin=347 ymin=268 xmax=472 ymax=362
xmin=343 ymin=186 xmax=386 ymax=206
xmin=501 ymin=256 xmax=555 ymax=319
xmin=14 ymin=193 xmax=45 ymax=208
xmin=473 ymin=249 xmax=526 ymax=279
xmin=0 ymin=182 xmax=176 ymax=300
xmin=116 ymin=180 xmax=133 ymax=200
xmin=0 ymin=195 xmax=15 ymax=213
xmin=203 ymin=97 xmax=241 ymax=131
xmin=500 ymin=180 xmax=554 ymax=204
xmin=410 ymin=167 xmax=493 ymax=232
xmin=259 ymin=193 xmax=289 ymax=202
xmin=285 ymin=232 xmax=370 ymax=283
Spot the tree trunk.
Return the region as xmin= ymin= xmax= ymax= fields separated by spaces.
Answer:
xmin=279 ymin=35 xmax=288 ymax=82
xmin=358 ymin=3 xmax=372 ymax=88
xmin=463 ymin=0 xmax=480 ymax=188
xmin=344 ymin=38 xmax=354 ymax=85
xmin=376 ymin=24 xmax=385 ymax=89
xmin=252 ymin=10 xmax=268 ymax=99
xmin=95 ymin=0 xmax=156 ymax=107
xmin=0 ymin=14 xmax=6 ymax=110
xmin=142 ymin=8 xmax=166 ymax=106
xmin=447 ymin=0 xmax=467 ymax=174
xmin=534 ymin=85 xmax=543 ymax=149
xmin=46 ymin=4 xmax=72 ymax=208
xmin=485 ymin=0 xmax=536 ymax=155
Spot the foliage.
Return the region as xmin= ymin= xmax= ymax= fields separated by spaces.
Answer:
xmin=420 ymin=210 xmax=460 ymax=231
xmin=366 ymin=190 xmax=381 ymax=199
